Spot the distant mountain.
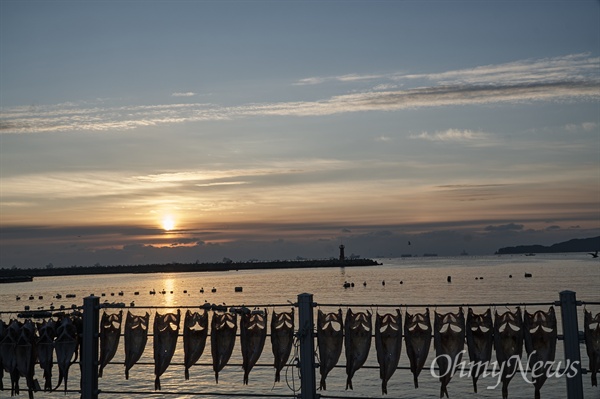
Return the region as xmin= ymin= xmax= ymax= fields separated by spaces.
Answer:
xmin=496 ymin=236 xmax=600 ymax=255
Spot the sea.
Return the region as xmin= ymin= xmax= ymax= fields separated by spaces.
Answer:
xmin=0 ymin=253 xmax=598 ymax=399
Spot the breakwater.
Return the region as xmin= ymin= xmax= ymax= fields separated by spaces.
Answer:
xmin=0 ymin=258 xmax=380 ymax=279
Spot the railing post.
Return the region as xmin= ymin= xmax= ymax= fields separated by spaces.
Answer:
xmin=81 ymin=295 xmax=100 ymax=399
xmin=559 ymin=290 xmax=583 ymax=399
xmin=297 ymin=293 xmax=318 ymax=399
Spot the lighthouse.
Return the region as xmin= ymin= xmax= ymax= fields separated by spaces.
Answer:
xmin=339 ymin=244 xmax=345 ymax=261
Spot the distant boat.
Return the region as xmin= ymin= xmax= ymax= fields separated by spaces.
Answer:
xmin=460 ymin=250 xmax=469 ymax=256
xmin=525 ymin=253 xmax=536 ymax=256
xmin=423 ymin=253 xmax=438 ymax=257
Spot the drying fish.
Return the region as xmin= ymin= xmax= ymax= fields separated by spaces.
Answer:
xmin=241 ymin=309 xmax=268 ymax=384
xmin=1 ymin=319 xmax=21 ymax=395
xmin=183 ymin=309 xmax=209 ymax=380
xmin=154 ymin=310 xmax=181 ymax=390
xmin=124 ymin=311 xmax=150 ymax=379
xmin=584 ymin=309 xmax=600 ymax=386
xmin=15 ymin=319 xmax=37 ymax=399
xmin=466 ymin=308 xmax=493 ymax=393
xmin=317 ymin=309 xmax=343 ymax=390
xmin=271 ymin=309 xmax=295 ymax=383
xmin=36 ymin=318 xmax=57 ymax=391
xmin=524 ymin=307 xmax=557 ymax=399
xmin=375 ymin=310 xmax=402 ymax=395
xmin=405 ymin=308 xmax=432 ymax=389
xmin=211 ymin=311 xmax=237 ymax=383
xmin=344 ymin=309 xmax=372 ymax=390
xmin=494 ymin=307 xmax=523 ymax=399
xmin=54 ymin=315 xmax=79 ymax=393
xmin=99 ymin=311 xmax=123 ymax=378
xmin=0 ymin=319 xmax=7 ymax=391
xmin=434 ymin=308 xmax=465 ymax=398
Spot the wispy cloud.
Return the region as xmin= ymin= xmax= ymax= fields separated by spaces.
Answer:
xmin=171 ymin=92 xmax=197 ymax=97
xmin=409 ymin=129 xmax=490 ymax=143
xmin=295 ymin=53 xmax=599 ymax=87
xmin=1 ymin=54 xmax=598 ymax=134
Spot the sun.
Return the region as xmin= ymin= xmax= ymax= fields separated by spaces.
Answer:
xmin=161 ymin=215 xmax=176 ymax=231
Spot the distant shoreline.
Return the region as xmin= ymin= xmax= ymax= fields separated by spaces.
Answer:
xmin=495 ymin=236 xmax=599 ymax=255
xmin=0 ymin=258 xmax=380 ymax=280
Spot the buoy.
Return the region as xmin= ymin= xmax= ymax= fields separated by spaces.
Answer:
xmin=447 ymin=276 xmax=452 ymax=283
xmin=235 ymin=286 xmax=243 ymax=292
xmin=363 ymin=281 xmax=367 ymax=287
xmin=400 ymin=281 xmax=403 ymax=284
xmin=382 ymin=280 xmax=385 ymax=286
xmin=524 ymin=273 xmax=532 ymax=278
xmin=509 ymin=275 xmax=512 ymax=278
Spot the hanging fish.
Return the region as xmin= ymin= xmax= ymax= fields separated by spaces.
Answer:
xmin=271 ymin=309 xmax=295 ymax=383
xmin=0 ymin=319 xmax=21 ymax=396
xmin=183 ymin=309 xmax=209 ymax=380
xmin=465 ymin=308 xmax=493 ymax=393
xmin=124 ymin=311 xmax=150 ymax=379
xmin=36 ymin=318 xmax=57 ymax=391
xmin=99 ymin=311 xmax=123 ymax=378
xmin=153 ymin=310 xmax=181 ymax=390
xmin=584 ymin=309 xmax=600 ymax=386
xmin=344 ymin=309 xmax=372 ymax=390
xmin=317 ymin=309 xmax=343 ymax=390
xmin=375 ymin=310 xmax=402 ymax=395
xmin=15 ymin=319 xmax=37 ymax=399
xmin=434 ymin=308 xmax=465 ymax=398
xmin=241 ymin=309 xmax=268 ymax=384
xmin=211 ymin=311 xmax=237 ymax=383
xmin=524 ymin=307 xmax=557 ymax=399
xmin=0 ymin=318 xmax=7 ymax=391
xmin=494 ymin=307 xmax=523 ymax=399
xmin=53 ymin=315 xmax=79 ymax=393
xmin=404 ymin=308 xmax=432 ymax=389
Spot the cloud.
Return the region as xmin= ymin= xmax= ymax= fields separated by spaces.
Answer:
xmin=295 ymin=53 xmax=599 ymax=87
xmin=409 ymin=129 xmax=489 ymax=142
xmin=171 ymin=92 xmax=197 ymax=97
xmin=2 ymin=54 xmax=598 ymax=134
xmin=565 ymin=121 xmax=598 ymax=132
xmin=484 ymin=223 xmax=524 ymax=232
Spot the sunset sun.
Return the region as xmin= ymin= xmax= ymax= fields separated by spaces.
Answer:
xmin=161 ymin=215 xmax=176 ymax=231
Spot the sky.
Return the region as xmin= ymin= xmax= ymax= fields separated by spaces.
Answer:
xmin=1 ymin=1 xmax=599 ymax=268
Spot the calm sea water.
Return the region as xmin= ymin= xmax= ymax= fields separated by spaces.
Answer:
xmin=1 ymin=254 xmax=599 ymax=398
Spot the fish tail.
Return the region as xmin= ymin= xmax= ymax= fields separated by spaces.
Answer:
xmin=243 ymin=371 xmax=249 ymax=385
xmin=185 ymin=368 xmax=190 ymax=380
xmin=155 ymin=376 xmax=161 ymax=390
xmin=381 ymin=380 xmax=387 ymax=395
xmin=274 ymin=369 xmax=281 ymax=383
xmin=345 ymin=376 xmax=353 ymax=390
xmin=319 ymin=376 xmax=326 ymax=390
xmin=441 ymin=384 xmax=449 ymax=398
xmin=413 ymin=374 xmax=419 ymax=389
xmin=52 ymin=371 xmax=64 ymax=392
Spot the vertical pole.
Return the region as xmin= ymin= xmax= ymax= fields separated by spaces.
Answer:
xmin=81 ymin=296 xmax=100 ymax=399
xmin=559 ymin=290 xmax=583 ymax=399
xmin=298 ymin=293 xmax=317 ymax=399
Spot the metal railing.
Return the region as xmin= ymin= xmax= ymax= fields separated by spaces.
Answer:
xmin=0 ymin=290 xmax=592 ymax=399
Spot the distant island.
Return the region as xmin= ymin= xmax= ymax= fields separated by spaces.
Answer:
xmin=495 ymin=236 xmax=599 ymax=255
xmin=0 ymin=258 xmax=380 ymax=280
